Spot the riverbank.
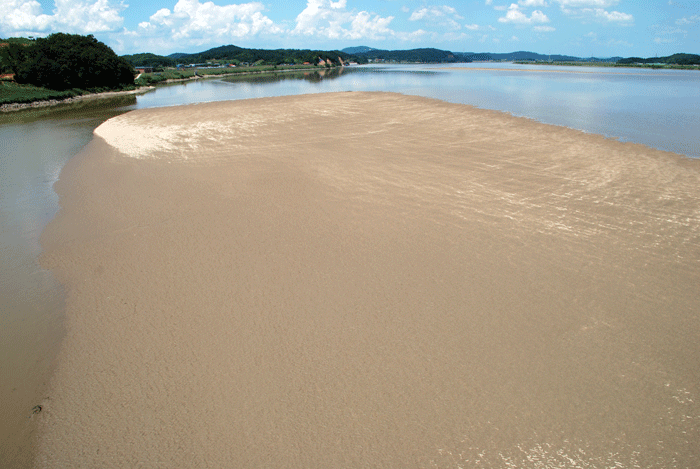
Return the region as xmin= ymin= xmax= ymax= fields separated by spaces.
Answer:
xmin=512 ymin=60 xmax=700 ymax=70
xmin=0 ymin=86 xmax=154 ymax=113
xmin=135 ymin=64 xmax=344 ymax=86
xmin=36 ymin=92 xmax=700 ymax=467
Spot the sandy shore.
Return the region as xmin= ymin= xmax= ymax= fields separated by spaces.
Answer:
xmin=37 ymin=92 xmax=699 ymax=467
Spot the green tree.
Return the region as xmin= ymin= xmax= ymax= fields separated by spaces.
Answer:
xmin=0 ymin=42 xmax=30 ymax=74
xmin=12 ymin=33 xmax=134 ymax=91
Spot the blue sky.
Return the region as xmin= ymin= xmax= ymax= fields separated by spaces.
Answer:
xmin=1 ymin=0 xmax=698 ymax=57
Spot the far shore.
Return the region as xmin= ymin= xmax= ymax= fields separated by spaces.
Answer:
xmin=0 ymin=64 xmax=346 ymax=113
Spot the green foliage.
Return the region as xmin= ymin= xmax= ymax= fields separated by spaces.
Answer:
xmin=134 ymin=69 xmax=193 ymax=85
xmin=8 ymin=33 xmax=134 ymax=91
xmin=0 ymin=80 xmax=85 ymax=105
xmin=354 ymin=48 xmax=458 ymax=63
xmin=617 ymin=54 xmax=700 ymax=65
xmin=0 ymin=42 xmax=30 ymax=73
xmin=121 ymin=52 xmax=176 ymax=68
xmin=169 ymin=45 xmax=355 ymax=66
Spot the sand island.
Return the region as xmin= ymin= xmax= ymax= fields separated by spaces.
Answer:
xmin=36 ymin=92 xmax=699 ymax=467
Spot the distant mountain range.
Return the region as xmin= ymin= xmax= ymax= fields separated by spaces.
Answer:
xmin=119 ymin=43 xmax=699 ymax=68
xmin=342 ymin=46 xmax=622 ymax=63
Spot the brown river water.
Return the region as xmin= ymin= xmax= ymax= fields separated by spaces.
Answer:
xmin=33 ymin=93 xmax=700 ymax=467
xmin=1 ymin=65 xmax=699 ymax=467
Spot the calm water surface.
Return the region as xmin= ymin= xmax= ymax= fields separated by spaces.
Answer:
xmin=1 ymin=63 xmax=698 ymax=467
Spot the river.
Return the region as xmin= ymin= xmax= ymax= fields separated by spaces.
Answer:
xmin=1 ymin=63 xmax=698 ymax=467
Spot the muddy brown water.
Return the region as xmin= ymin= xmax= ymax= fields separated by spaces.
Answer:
xmin=34 ymin=93 xmax=699 ymax=467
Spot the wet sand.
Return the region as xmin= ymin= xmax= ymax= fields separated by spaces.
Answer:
xmin=37 ymin=92 xmax=699 ymax=467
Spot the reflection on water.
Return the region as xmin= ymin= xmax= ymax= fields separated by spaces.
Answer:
xmin=127 ymin=64 xmax=700 ymax=158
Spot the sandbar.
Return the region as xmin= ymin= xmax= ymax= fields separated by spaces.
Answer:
xmin=37 ymin=92 xmax=700 ymax=467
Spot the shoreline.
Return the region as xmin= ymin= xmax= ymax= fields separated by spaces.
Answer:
xmin=0 ymin=86 xmax=154 ymax=113
xmin=0 ymin=65 xmax=344 ymax=113
xmin=36 ymin=92 xmax=700 ymax=467
xmin=445 ymin=65 xmax=698 ymax=75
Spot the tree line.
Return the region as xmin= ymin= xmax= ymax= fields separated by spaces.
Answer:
xmin=0 ymin=33 xmax=134 ymax=91
xmin=122 ymin=45 xmax=365 ymax=68
xmin=617 ymin=53 xmax=700 ymax=65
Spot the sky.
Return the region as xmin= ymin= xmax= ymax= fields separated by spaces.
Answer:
xmin=1 ymin=0 xmax=698 ymax=57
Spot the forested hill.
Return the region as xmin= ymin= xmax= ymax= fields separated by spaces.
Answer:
xmin=617 ymin=53 xmax=700 ymax=65
xmin=122 ymin=46 xmax=464 ymax=67
xmin=461 ymin=51 xmax=614 ymax=62
xmin=350 ymin=48 xmax=461 ymax=63
xmin=121 ymin=52 xmax=177 ymax=68
xmin=1 ymin=33 xmax=134 ymax=90
xmin=123 ymin=45 xmax=359 ymax=67
xmin=118 ymin=44 xmax=700 ymax=68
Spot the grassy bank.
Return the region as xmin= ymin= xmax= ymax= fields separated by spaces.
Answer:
xmin=0 ymin=81 xmax=88 ymax=105
xmin=1 ymin=63 xmax=334 ymax=107
xmin=1 ymin=80 xmax=138 ymax=106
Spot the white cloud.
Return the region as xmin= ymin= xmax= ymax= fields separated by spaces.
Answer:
xmin=0 ymin=0 xmax=125 ymax=35
xmin=519 ymin=0 xmax=548 ymax=6
xmin=582 ymin=8 xmax=633 ymax=22
xmin=0 ymin=0 xmax=53 ymax=32
xmin=408 ymin=5 xmax=463 ymax=30
xmin=554 ymin=0 xmax=619 ymax=7
xmin=465 ymin=23 xmax=480 ymax=30
xmin=142 ymin=0 xmax=282 ymax=43
xmin=498 ymin=4 xmax=550 ymax=24
xmin=676 ymin=14 xmax=699 ymax=25
xmin=293 ymin=0 xmax=394 ymax=40
xmin=347 ymin=10 xmax=394 ymax=40
xmin=534 ymin=25 xmax=555 ymax=31
xmin=409 ymin=5 xmax=462 ymax=21
xmin=654 ymin=36 xmax=675 ymax=44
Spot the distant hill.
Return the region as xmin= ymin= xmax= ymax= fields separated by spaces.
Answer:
xmin=617 ymin=53 xmax=700 ymax=65
xmin=348 ymin=47 xmax=461 ymax=63
xmin=455 ymin=51 xmax=600 ymax=62
xmin=0 ymin=37 xmax=35 ymax=46
xmin=161 ymin=44 xmax=357 ymax=65
xmin=122 ymin=53 xmax=176 ymax=67
xmin=341 ymin=46 xmax=377 ymax=54
xmin=118 ymin=43 xmax=700 ymax=69
xmin=347 ymin=47 xmax=622 ymax=64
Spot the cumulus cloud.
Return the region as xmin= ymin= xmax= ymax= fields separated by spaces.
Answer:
xmin=498 ymin=4 xmax=550 ymax=24
xmin=676 ymin=14 xmax=699 ymax=25
xmin=292 ymin=0 xmax=394 ymax=40
xmin=141 ymin=0 xmax=282 ymax=43
xmin=519 ymin=0 xmax=548 ymax=6
xmin=554 ymin=0 xmax=619 ymax=7
xmin=409 ymin=5 xmax=461 ymax=21
xmin=583 ymin=8 xmax=633 ymax=22
xmin=409 ymin=5 xmax=463 ymax=30
xmin=552 ymin=0 xmax=632 ymax=24
xmin=0 ymin=0 xmax=125 ymax=35
xmin=0 ymin=0 xmax=53 ymax=32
